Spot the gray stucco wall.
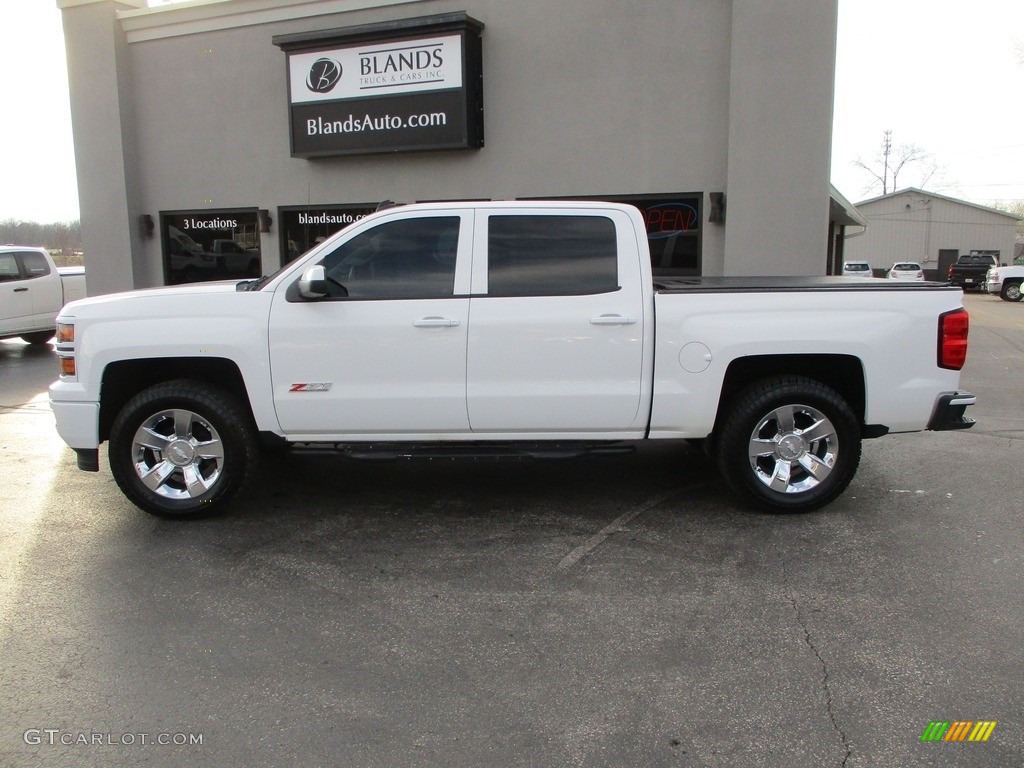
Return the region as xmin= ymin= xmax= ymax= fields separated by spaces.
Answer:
xmin=725 ymin=0 xmax=837 ymax=275
xmin=61 ymin=0 xmax=837 ymax=292
xmin=60 ymin=0 xmax=145 ymax=293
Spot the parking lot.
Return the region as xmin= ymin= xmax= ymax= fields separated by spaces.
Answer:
xmin=0 ymin=292 xmax=1021 ymax=768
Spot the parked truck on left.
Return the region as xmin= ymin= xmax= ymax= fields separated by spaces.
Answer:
xmin=0 ymin=246 xmax=87 ymax=344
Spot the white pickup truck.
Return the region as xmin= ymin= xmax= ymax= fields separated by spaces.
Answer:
xmin=49 ymin=202 xmax=976 ymax=518
xmin=1 ymin=245 xmax=87 ymax=344
xmin=984 ymin=264 xmax=1024 ymax=301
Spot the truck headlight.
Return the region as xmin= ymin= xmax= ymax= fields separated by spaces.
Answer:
xmin=56 ymin=322 xmax=75 ymax=378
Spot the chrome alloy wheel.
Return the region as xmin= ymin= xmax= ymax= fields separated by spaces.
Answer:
xmin=131 ymin=408 xmax=225 ymax=499
xmin=746 ymin=403 xmax=839 ymax=494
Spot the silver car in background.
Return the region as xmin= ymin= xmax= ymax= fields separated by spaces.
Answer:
xmin=842 ymin=261 xmax=873 ymax=277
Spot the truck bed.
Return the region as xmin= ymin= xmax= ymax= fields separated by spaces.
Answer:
xmin=653 ymin=276 xmax=956 ymax=293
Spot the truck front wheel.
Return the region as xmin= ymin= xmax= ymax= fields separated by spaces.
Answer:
xmin=1000 ymin=280 xmax=1022 ymax=302
xmin=108 ymin=380 xmax=258 ymax=519
xmin=715 ymin=377 xmax=861 ymax=512
xmin=20 ymin=331 xmax=54 ymax=345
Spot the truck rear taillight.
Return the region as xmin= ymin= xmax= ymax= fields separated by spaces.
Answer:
xmin=938 ymin=309 xmax=969 ymax=370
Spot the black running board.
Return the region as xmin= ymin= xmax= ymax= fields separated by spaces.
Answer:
xmin=287 ymin=441 xmax=636 ymax=461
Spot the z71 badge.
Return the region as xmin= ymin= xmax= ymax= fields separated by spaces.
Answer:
xmin=289 ymin=382 xmax=333 ymax=392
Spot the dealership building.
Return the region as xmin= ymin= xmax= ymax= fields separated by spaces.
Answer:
xmin=58 ymin=0 xmax=842 ymax=295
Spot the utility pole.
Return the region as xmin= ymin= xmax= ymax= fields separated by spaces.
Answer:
xmin=882 ymin=129 xmax=892 ymax=194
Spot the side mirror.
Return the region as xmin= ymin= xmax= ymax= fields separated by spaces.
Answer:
xmin=297 ymin=265 xmax=328 ymax=299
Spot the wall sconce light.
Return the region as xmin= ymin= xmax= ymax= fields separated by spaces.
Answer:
xmin=258 ymin=209 xmax=273 ymax=233
xmin=138 ymin=214 xmax=154 ymax=238
xmin=708 ymin=192 xmax=725 ymax=224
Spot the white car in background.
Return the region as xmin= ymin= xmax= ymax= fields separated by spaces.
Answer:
xmin=887 ymin=262 xmax=925 ymax=281
xmin=842 ymin=261 xmax=873 ymax=277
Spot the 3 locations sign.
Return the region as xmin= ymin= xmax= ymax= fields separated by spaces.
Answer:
xmin=273 ymin=12 xmax=484 ymax=158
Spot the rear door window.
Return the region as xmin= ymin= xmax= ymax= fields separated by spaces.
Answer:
xmin=486 ymin=215 xmax=618 ymax=296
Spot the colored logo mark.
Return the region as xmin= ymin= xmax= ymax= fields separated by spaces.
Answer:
xmin=920 ymin=721 xmax=997 ymax=742
xmin=307 ymin=58 xmax=342 ymax=93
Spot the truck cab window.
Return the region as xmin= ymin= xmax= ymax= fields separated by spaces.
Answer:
xmin=19 ymin=251 xmax=51 ymax=277
xmin=0 ymin=253 xmax=19 ymax=281
xmin=486 ymin=215 xmax=618 ymax=296
xmin=321 ymin=216 xmax=459 ymax=299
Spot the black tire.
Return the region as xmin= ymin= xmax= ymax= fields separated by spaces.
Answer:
xmin=108 ymin=380 xmax=259 ymax=519
xmin=21 ymin=331 xmax=54 ymax=345
xmin=714 ymin=376 xmax=861 ymax=512
xmin=1000 ymin=280 xmax=1022 ymax=302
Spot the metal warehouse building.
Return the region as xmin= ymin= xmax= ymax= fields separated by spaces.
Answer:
xmin=58 ymin=0 xmax=840 ymax=296
xmin=843 ymin=188 xmax=1020 ymax=279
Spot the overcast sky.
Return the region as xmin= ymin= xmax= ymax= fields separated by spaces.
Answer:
xmin=1 ymin=0 xmax=1022 ymax=222
xmin=831 ymin=0 xmax=1024 ymax=203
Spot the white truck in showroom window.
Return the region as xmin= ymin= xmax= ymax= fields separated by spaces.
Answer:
xmin=49 ymin=202 xmax=976 ymax=518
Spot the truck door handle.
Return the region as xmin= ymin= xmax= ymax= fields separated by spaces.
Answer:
xmin=413 ymin=316 xmax=460 ymax=328
xmin=590 ymin=314 xmax=637 ymax=326
xmin=13 ymin=287 xmax=28 ymax=292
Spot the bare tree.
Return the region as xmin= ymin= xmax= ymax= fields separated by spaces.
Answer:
xmin=0 ymin=219 xmax=83 ymax=264
xmin=852 ymin=130 xmax=940 ymax=197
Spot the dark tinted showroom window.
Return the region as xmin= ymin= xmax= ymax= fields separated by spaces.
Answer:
xmin=321 ymin=216 xmax=459 ymax=299
xmin=160 ymin=210 xmax=261 ymax=285
xmin=622 ymin=196 xmax=701 ymax=276
xmin=280 ymin=204 xmax=377 ymax=265
xmin=487 ymin=215 xmax=618 ymax=296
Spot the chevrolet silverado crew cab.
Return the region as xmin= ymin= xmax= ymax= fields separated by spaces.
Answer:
xmin=49 ymin=202 xmax=976 ymax=519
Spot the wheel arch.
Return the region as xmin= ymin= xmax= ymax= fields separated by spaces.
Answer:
xmin=1000 ymin=278 xmax=1023 ymax=301
xmin=712 ymin=354 xmax=866 ymax=439
xmin=99 ymin=357 xmax=251 ymax=443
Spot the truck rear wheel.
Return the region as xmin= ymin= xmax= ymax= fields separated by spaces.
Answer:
xmin=108 ymin=380 xmax=258 ymax=519
xmin=1000 ymin=280 xmax=1022 ymax=302
xmin=715 ymin=376 xmax=861 ymax=512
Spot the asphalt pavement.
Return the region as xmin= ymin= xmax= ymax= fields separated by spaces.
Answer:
xmin=0 ymin=292 xmax=1021 ymax=768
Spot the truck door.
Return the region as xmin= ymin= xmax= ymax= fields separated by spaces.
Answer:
xmin=0 ymin=251 xmax=32 ymax=334
xmin=269 ymin=210 xmax=473 ymax=436
xmin=18 ymin=250 xmax=63 ymax=326
xmin=466 ymin=208 xmax=647 ymax=433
